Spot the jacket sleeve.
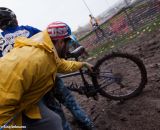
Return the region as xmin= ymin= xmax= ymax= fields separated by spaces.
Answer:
xmin=57 ymin=58 xmax=83 ymax=74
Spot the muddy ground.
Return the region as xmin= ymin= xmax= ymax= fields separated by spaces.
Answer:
xmin=63 ymin=28 xmax=160 ymax=130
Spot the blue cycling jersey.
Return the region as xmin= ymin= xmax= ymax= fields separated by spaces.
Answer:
xmin=0 ymin=25 xmax=40 ymax=57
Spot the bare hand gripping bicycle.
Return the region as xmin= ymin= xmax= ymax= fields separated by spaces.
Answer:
xmin=60 ymin=46 xmax=147 ymax=101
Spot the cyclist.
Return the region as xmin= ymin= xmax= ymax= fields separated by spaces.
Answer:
xmin=0 ymin=7 xmax=41 ymax=56
xmin=45 ymin=34 xmax=94 ymax=130
xmin=0 ymin=7 xmax=95 ymax=130
xmin=0 ymin=20 xmax=94 ymax=130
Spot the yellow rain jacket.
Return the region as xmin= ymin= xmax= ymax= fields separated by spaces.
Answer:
xmin=0 ymin=30 xmax=83 ymax=129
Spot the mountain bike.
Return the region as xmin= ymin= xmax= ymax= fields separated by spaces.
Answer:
xmin=60 ymin=46 xmax=147 ymax=101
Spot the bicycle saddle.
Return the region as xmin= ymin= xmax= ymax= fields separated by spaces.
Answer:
xmin=67 ymin=46 xmax=85 ymax=58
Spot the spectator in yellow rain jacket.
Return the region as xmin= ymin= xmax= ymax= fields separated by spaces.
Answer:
xmin=0 ymin=21 xmax=93 ymax=130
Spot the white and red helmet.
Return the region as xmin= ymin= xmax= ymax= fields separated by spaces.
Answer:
xmin=47 ymin=21 xmax=71 ymax=40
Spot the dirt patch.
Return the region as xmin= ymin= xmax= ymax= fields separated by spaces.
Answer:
xmin=64 ymin=29 xmax=160 ymax=130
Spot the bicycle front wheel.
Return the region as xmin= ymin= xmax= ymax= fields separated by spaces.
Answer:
xmin=92 ymin=52 xmax=147 ymax=100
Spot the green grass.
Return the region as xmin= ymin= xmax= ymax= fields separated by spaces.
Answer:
xmin=88 ymin=17 xmax=160 ymax=57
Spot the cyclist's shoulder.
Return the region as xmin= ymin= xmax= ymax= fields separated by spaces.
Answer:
xmin=1 ymin=26 xmax=25 ymax=35
xmin=20 ymin=25 xmax=41 ymax=35
xmin=20 ymin=25 xmax=40 ymax=31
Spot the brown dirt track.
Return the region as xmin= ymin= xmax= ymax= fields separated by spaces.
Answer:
xmin=64 ymin=28 xmax=160 ymax=130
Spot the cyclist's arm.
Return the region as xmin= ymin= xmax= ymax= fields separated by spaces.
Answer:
xmin=57 ymin=58 xmax=93 ymax=73
xmin=57 ymin=58 xmax=83 ymax=73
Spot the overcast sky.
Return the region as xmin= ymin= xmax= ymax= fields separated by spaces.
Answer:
xmin=1 ymin=0 xmax=121 ymax=31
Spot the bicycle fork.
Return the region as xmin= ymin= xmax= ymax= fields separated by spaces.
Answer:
xmin=75 ymin=58 xmax=98 ymax=100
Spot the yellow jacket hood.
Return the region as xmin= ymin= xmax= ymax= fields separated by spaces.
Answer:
xmin=15 ymin=30 xmax=56 ymax=53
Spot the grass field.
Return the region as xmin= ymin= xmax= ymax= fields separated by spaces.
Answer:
xmin=88 ymin=16 xmax=160 ymax=57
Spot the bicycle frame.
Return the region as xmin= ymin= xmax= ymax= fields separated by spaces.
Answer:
xmin=61 ymin=51 xmax=147 ymax=101
xmin=59 ymin=68 xmax=121 ymax=98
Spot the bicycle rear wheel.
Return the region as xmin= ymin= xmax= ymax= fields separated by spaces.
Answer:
xmin=92 ymin=52 xmax=147 ymax=100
